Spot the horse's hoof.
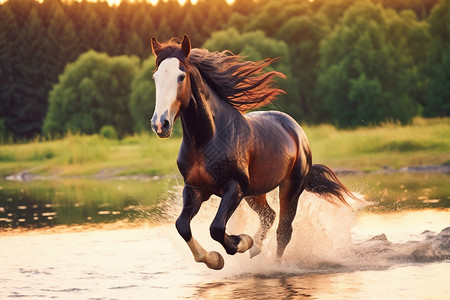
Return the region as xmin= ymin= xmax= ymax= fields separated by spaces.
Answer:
xmin=237 ymin=234 xmax=254 ymax=253
xmin=275 ymin=257 xmax=282 ymax=266
xmin=205 ymin=251 xmax=224 ymax=270
xmin=249 ymin=243 xmax=262 ymax=258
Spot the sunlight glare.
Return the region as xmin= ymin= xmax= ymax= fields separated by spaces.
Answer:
xmin=0 ymin=0 xmax=236 ymax=5
xmin=70 ymin=0 xmax=159 ymax=5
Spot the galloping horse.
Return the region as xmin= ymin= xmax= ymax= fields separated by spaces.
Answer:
xmin=150 ymin=35 xmax=357 ymax=270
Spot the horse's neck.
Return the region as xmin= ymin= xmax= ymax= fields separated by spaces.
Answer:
xmin=180 ymin=77 xmax=216 ymax=146
xmin=180 ymin=77 xmax=239 ymax=147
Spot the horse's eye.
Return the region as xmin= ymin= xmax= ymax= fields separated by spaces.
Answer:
xmin=178 ymin=74 xmax=186 ymax=82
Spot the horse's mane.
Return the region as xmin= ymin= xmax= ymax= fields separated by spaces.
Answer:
xmin=156 ymin=39 xmax=286 ymax=112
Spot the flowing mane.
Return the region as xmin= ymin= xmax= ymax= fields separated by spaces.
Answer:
xmin=156 ymin=39 xmax=286 ymax=112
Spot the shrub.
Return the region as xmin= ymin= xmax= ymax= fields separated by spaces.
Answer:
xmin=100 ymin=125 xmax=118 ymax=140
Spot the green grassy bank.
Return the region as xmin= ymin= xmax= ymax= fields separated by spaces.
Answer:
xmin=1 ymin=118 xmax=449 ymax=178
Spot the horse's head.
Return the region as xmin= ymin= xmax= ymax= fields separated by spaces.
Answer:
xmin=150 ymin=35 xmax=192 ymax=138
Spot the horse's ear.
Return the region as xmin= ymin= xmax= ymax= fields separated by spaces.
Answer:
xmin=181 ymin=34 xmax=191 ymax=57
xmin=151 ymin=36 xmax=162 ymax=56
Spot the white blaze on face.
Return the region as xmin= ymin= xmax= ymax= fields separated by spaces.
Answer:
xmin=152 ymin=58 xmax=185 ymax=132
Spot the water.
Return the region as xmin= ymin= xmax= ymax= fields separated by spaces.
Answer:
xmin=0 ymin=177 xmax=173 ymax=229
xmin=0 ymin=172 xmax=449 ymax=299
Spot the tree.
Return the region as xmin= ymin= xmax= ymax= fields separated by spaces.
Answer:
xmin=231 ymin=0 xmax=257 ymax=15
xmin=372 ymin=0 xmax=439 ymax=19
xmin=98 ymin=17 xmax=121 ymax=56
xmin=155 ymin=18 xmax=173 ymax=42
xmin=178 ymin=13 xmax=201 ymax=47
xmin=43 ymin=51 xmax=139 ymax=136
xmin=46 ymin=5 xmax=82 ymax=81
xmin=315 ymin=0 xmax=358 ymax=25
xmin=129 ymin=56 xmax=156 ymax=132
xmin=225 ymin=12 xmax=248 ymax=32
xmin=387 ymin=10 xmax=431 ymax=114
xmin=202 ymin=28 xmax=301 ymax=119
xmin=124 ymin=32 xmax=145 ymax=58
xmin=38 ymin=0 xmax=63 ymax=28
xmin=276 ymin=14 xmax=329 ymax=122
xmin=129 ymin=6 xmax=155 ymax=58
xmin=1 ymin=0 xmax=443 ymax=139
xmin=244 ymin=0 xmax=312 ymax=37
xmin=316 ymin=1 xmax=421 ymax=128
xmin=0 ymin=4 xmax=19 ymax=139
xmin=423 ymin=0 xmax=450 ymax=117
xmin=198 ymin=0 xmax=231 ymax=38
xmin=8 ymin=0 xmax=36 ymax=25
xmin=77 ymin=7 xmax=103 ymax=52
xmin=9 ymin=7 xmax=48 ymax=138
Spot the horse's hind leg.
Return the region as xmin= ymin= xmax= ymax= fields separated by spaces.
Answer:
xmin=245 ymin=194 xmax=276 ymax=258
xmin=276 ymin=179 xmax=304 ymax=259
xmin=176 ymin=185 xmax=224 ymax=270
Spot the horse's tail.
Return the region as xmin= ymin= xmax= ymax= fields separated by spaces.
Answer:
xmin=305 ymin=164 xmax=357 ymax=206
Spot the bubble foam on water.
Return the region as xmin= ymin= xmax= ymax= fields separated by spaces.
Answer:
xmin=159 ymin=185 xmax=449 ymax=276
xmin=222 ymin=190 xmax=365 ymax=275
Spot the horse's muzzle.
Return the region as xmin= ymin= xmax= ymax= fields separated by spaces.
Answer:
xmin=152 ymin=113 xmax=172 ymax=138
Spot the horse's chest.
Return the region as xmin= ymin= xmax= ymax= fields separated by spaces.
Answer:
xmin=185 ymin=161 xmax=218 ymax=190
xmin=178 ymin=144 xmax=235 ymax=194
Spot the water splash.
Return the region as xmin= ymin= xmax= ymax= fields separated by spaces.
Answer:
xmin=159 ymin=185 xmax=449 ymax=275
xmin=224 ymin=191 xmax=366 ymax=274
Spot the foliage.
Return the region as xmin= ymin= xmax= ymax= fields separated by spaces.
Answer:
xmin=100 ymin=125 xmax=118 ymax=140
xmin=0 ymin=118 xmax=9 ymax=143
xmin=276 ymin=13 xmax=329 ymax=122
xmin=43 ymin=51 xmax=139 ymax=136
xmin=129 ymin=56 xmax=156 ymax=133
xmin=0 ymin=0 xmax=446 ymax=140
xmin=202 ymin=28 xmax=304 ymax=119
xmin=423 ymin=0 xmax=450 ymax=117
xmin=316 ymin=0 xmax=428 ymax=128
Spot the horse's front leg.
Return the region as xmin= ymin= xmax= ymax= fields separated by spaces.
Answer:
xmin=210 ymin=180 xmax=254 ymax=255
xmin=175 ymin=185 xmax=224 ymax=270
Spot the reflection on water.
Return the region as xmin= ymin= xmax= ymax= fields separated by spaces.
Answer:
xmin=0 ymin=170 xmax=449 ymax=299
xmin=0 ymin=172 xmax=449 ymax=230
xmin=0 ymin=177 xmax=177 ymax=229
xmin=1 ymin=211 xmax=448 ymax=299
xmin=343 ymin=172 xmax=450 ymax=211
xmin=193 ymin=274 xmax=316 ymax=299
xmin=190 ymin=262 xmax=450 ymax=300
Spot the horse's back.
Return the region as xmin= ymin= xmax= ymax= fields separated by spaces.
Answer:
xmin=244 ymin=111 xmax=311 ymax=195
xmin=245 ymin=110 xmax=308 ymax=146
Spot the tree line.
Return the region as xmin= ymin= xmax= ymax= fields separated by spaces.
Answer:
xmin=0 ymin=0 xmax=448 ymax=140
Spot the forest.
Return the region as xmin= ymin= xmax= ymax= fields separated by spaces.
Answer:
xmin=0 ymin=0 xmax=449 ymax=140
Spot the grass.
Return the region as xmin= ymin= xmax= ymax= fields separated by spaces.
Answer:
xmin=306 ymin=117 xmax=450 ymax=170
xmin=0 ymin=132 xmax=181 ymax=177
xmin=0 ymin=118 xmax=449 ymax=178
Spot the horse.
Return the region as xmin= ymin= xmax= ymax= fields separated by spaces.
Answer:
xmin=150 ymin=35 xmax=358 ymax=270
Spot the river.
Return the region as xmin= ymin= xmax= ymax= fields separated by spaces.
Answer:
xmin=0 ymin=172 xmax=449 ymax=299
